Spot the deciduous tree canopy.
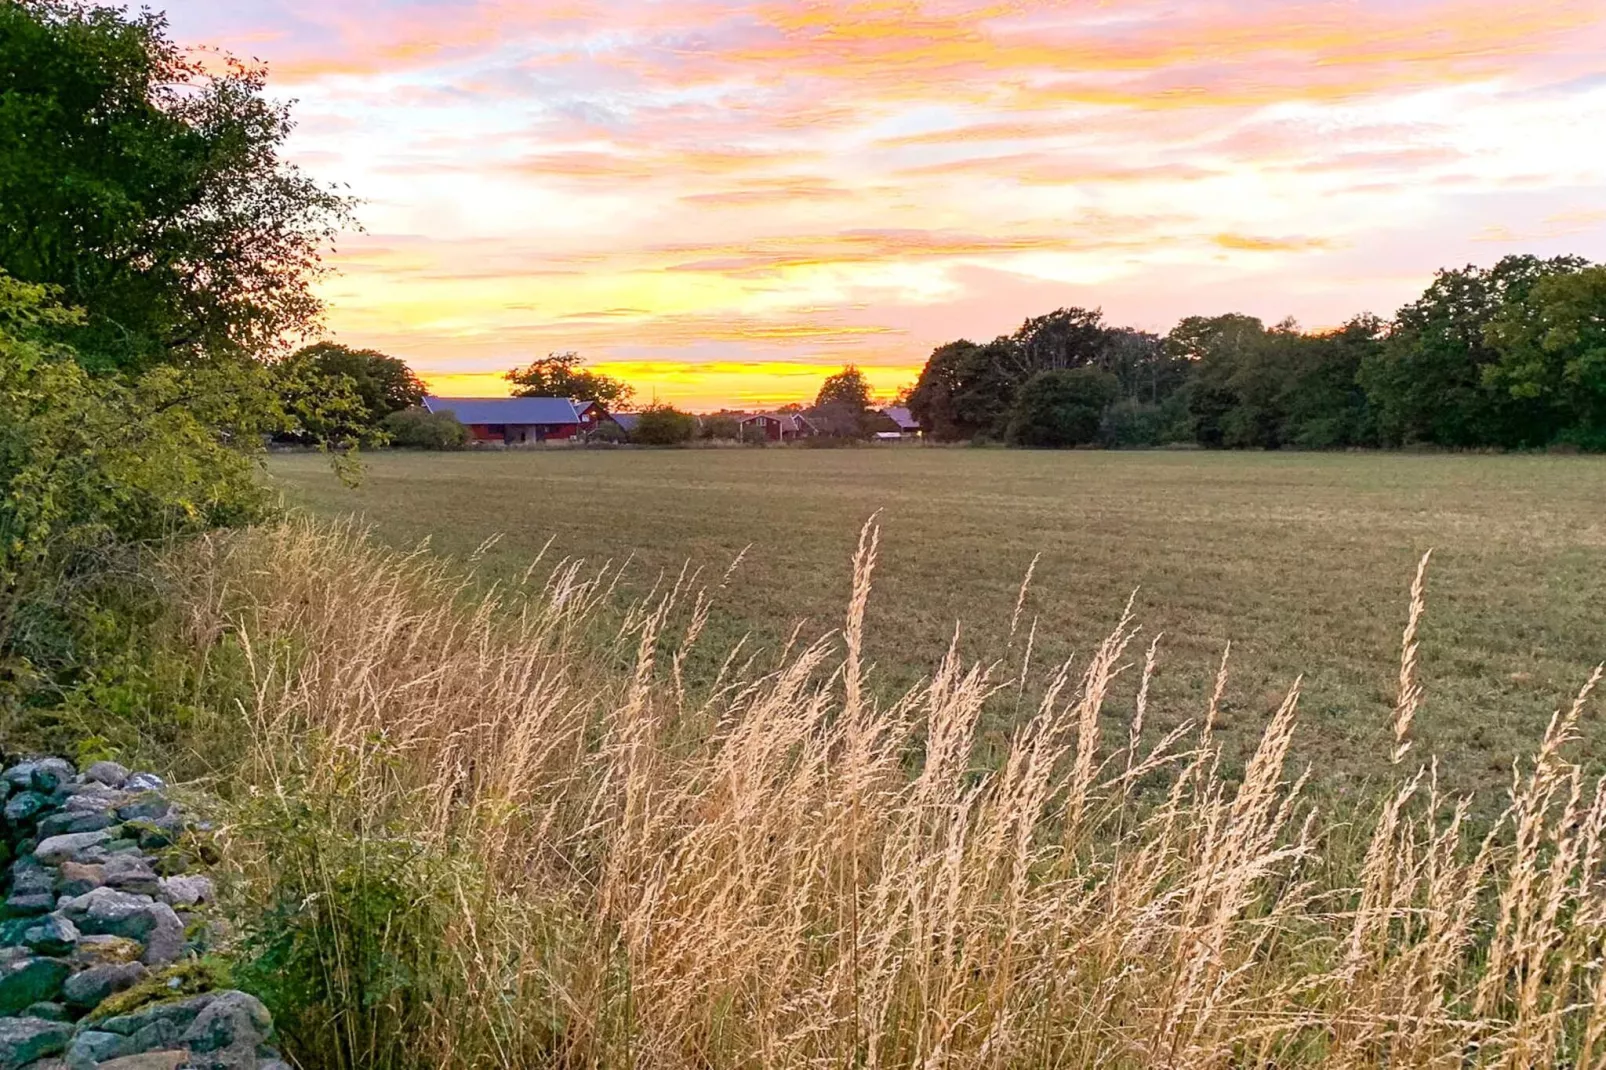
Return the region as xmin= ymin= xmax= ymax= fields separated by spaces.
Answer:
xmin=505 ymin=352 xmax=634 ymax=407
xmin=0 ymin=0 xmax=355 ymax=371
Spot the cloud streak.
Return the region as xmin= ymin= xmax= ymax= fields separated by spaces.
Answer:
xmin=160 ymin=0 xmax=1606 ymax=408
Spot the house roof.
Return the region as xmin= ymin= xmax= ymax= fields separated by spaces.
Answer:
xmin=422 ymin=396 xmax=590 ymax=425
xmin=612 ymin=413 xmax=640 ymax=432
xmin=881 ymin=406 xmax=919 ymax=430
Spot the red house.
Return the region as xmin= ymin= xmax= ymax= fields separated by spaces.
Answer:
xmin=423 ymin=396 xmax=605 ymax=444
xmin=738 ymin=412 xmax=817 ymax=442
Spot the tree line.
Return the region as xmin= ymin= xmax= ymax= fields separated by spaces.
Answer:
xmin=905 ymin=255 xmax=1606 ymax=450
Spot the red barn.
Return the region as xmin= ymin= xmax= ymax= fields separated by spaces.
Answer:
xmin=738 ymin=412 xmax=818 ymax=442
xmin=423 ymin=396 xmax=604 ymax=444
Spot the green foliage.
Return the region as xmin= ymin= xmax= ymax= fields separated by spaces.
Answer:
xmin=1006 ymin=367 xmax=1119 ymax=447
xmin=809 ymin=366 xmax=874 ymax=439
xmin=0 ymin=0 xmax=355 ymax=371
xmin=1359 ymin=255 xmax=1589 ymax=447
xmin=0 ymin=276 xmax=275 ymax=594
xmin=382 ymin=407 xmax=468 ymax=450
xmin=629 ymin=403 xmax=697 ymax=446
xmin=230 ymin=750 xmax=467 ymax=1070
xmin=287 ymin=343 xmax=425 ymax=430
xmin=505 ymin=351 xmax=634 ymax=407
xmin=698 ymin=415 xmax=741 ymax=441
xmin=1484 ymin=266 xmax=1606 ymax=446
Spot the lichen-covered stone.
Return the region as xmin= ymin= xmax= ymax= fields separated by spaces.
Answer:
xmin=23 ymin=1001 xmax=67 ymax=1021
xmin=2 ymin=794 xmax=48 ymax=826
xmin=35 ymin=810 xmax=114 ymax=840
xmin=123 ymin=775 xmax=165 ymax=794
xmin=32 ymin=831 xmax=113 ymax=867
xmin=95 ymin=994 xmax=214 ymax=1039
xmin=63 ymin=1027 xmax=128 ymax=1069
xmin=103 ymin=856 xmax=160 ymax=898
xmin=54 ymin=890 xmax=184 ymax=967
xmin=0 ymin=895 xmax=55 ymax=920
xmin=62 ymin=961 xmax=148 ymax=1009
xmin=70 ymin=935 xmax=143 ymax=967
xmin=179 ymin=991 xmax=273 ymax=1070
xmin=113 ymin=797 xmax=171 ymax=824
xmin=155 ymin=878 xmax=212 ymax=910
xmin=0 ymin=1016 xmax=72 ymax=1070
xmin=53 ymin=862 xmax=105 ymax=899
xmin=0 ymin=955 xmax=70 ymax=1015
xmin=84 ymin=763 xmax=131 ymax=789
xmin=97 ymin=1053 xmax=193 ymax=1070
xmin=26 ymin=761 xmax=75 ymax=796
xmin=19 ymin=916 xmax=77 ymax=957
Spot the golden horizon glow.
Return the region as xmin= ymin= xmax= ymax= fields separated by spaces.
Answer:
xmin=163 ymin=0 xmax=1606 ymax=409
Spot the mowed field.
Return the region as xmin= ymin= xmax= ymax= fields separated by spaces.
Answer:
xmin=269 ymin=447 xmax=1606 ymax=801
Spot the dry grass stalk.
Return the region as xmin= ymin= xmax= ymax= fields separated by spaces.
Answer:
xmin=1392 ymin=548 xmax=1433 ymax=764
xmin=159 ymin=517 xmax=1606 ymax=1070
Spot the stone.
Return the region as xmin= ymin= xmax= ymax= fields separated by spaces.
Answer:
xmin=103 ymin=856 xmax=160 ymax=898
xmin=83 ymin=763 xmax=131 ymax=789
xmin=180 ymin=991 xmax=273 ymax=1070
xmin=3 ymin=793 xmax=49 ymax=825
xmin=55 ymin=890 xmax=184 ymax=966
xmin=71 ymin=935 xmax=143 ymax=966
xmin=62 ymin=961 xmax=147 ymax=1008
xmin=0 ymin=1017 xmax=72 ymax=1070
xmin=1 ymin=895 xmax=56 ymax=920
xmin=27 ymin=761 xmax=76 ymax=796
xmin=33 ymin=831 xmax=113 ymax=867
xmin=9 ymin=862 xmax=56 ymax=898
xmin=114 ymin=796 xmax=171 ymax=823
xmin=96 ymin=994 xmax=214 ymax=1038
xmin=97 ymin=1054 xmax=192 ymax=1070
xmin=96 ymin=1053 xmax=192 ymax=1070
xmin=54 ymin=863 xmax=106 ymax=899
xmin=123 ymin=774 xmax=165 ymax=794
xmin=2 ymin=764 xmax=43 ymax=790
xmin=24 ymin=1000 xmax=68 ymax=1021
xmin=0 ymin=955 xmax=70 ymax=1014
xmin=35 ymin=811 xmax=114 ymax=840
xmin=62 ymin=1028 xmax=128 ymax=1070
xmin=20 ymin=915 xmax=77 ymax=957
xmin=156 ymin=878 xmax=212 ymax=909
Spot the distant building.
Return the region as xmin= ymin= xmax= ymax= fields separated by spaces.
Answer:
xmin=738 ymin=412 xmax=818 ymax=442
xmin=422 ymin=396 xmax=606 ymax=444
xmin=880 ymin=406 xmax=922 ymax=436
xmin=612 ymin=413 xmax=641 ymax=435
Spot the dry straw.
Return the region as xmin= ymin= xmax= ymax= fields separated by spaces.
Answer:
xmin=167 ymin=516 xmax=1606 ymax=1069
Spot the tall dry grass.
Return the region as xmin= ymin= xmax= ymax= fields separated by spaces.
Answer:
xmin=163 ymin=516 xmax=1606 ymax=1069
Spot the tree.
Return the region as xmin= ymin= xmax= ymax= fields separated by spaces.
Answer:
xmin=1170 ymin=314 xmax=1270 ymax=447
xmin=287 ymin=343 xmax=424 ymax=429
xmin=629 ymin=403 xmax=696 ymax=446
xmin=698 ymin=415 xmax=741 ymax=441
xmin=809 ymin=365 xmax=873 ymax=438
xmin=1359 ymin=255 xmax=1589 ymax=446
xmin=1005 ymin=367 xmax=1120 ymax=447
xmin=1484 ymin=266 xmax=1606 ymax=448
xmin=0 ymin=1 xmax=355 ymax=371
xmin=505 ymin=352 xmax=634 ymax=407
xmin=383 ymin=407 xmax=468 ymax=450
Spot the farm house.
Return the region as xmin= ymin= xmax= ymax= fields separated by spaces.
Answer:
xmin=422 ymin=396 xmax=608 ymax=444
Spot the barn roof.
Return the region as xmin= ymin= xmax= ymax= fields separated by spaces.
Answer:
xmin=881 ymin=406 xmax=919 ymax=430
xmin=422 ymin=396 xmax=589 ymax=425
xmin=612 ymin=413 xmax=640 ymax=432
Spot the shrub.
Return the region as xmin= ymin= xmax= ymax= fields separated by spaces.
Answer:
xmin=382 ymin=407 xmax=468 ymax=450
xmin=1006 ymin=367 xmax=1120 ymax=447
xmin=629 ymin=403 xmax=697 ymax=446
xmin=699 ymin=415 xmax=741 ymax=441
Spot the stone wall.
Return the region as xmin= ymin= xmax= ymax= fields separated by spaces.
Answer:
xmin=0 ymin=757 xmax=282 ymax=1070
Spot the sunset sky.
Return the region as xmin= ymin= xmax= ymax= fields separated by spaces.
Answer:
xmin=161 ymin=0 xmax=1606 ymax=410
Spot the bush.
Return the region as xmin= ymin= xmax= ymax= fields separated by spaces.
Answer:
xmin=699 ymin=415 xmax=741 ymax=441
xmin=382 ymin=407 xmax=468 ymax=450
xmin=630 ymin=403 xmax=697 ymax=446
xmin=1005 ymin=367 xmax=1120 ymax=447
